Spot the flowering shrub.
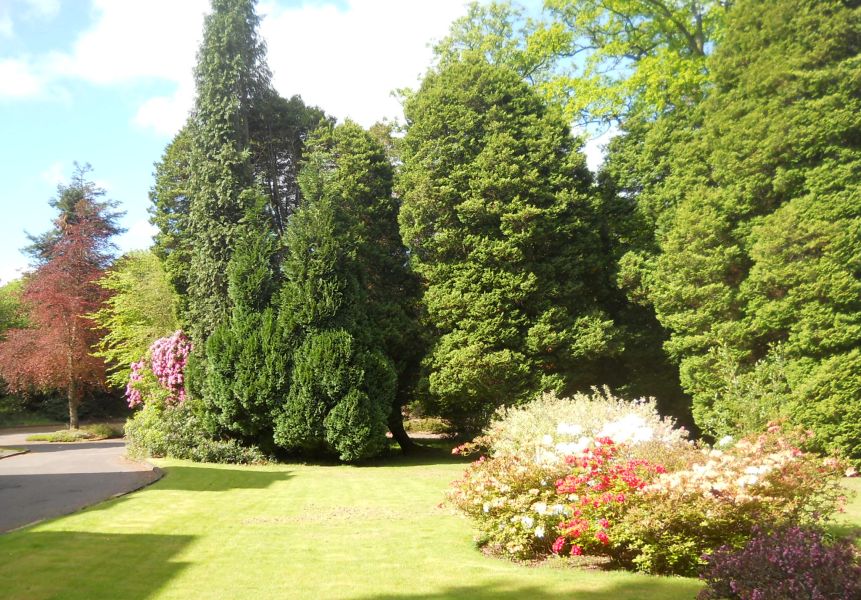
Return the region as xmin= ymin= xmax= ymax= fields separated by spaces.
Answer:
xmin=449 ymin=392 xmax=850 ymax=576
xmin=592 ymin=428 xmax=846 ymax=575
xmin=551 ymin=437 xmax=665 ymax=559
xmin=455 ymin=388 xmax=696 ymax=468
xmin=123 ymin=331 xmax=263 ymax=464
xmin=126 ymin=331 xmax=192 ymax=407
xmin=698 ymin=526 xmax=861 ymax=599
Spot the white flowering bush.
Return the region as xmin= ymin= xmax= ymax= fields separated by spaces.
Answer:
xmin=455 ymin=388 xmax=697 ymax=469
xmin=449 ymin=391 xmax=849 ymax=575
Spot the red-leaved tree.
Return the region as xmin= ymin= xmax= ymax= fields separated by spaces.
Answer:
xmin=0 ymin=166 xmax=122 ymax=428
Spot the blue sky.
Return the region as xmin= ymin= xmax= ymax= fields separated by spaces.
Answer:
xmin=0 ymin=0 xmax=603 ymax=284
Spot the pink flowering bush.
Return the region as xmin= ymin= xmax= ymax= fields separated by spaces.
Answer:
xmin=126 ymin=331 xmax=192 ymax=408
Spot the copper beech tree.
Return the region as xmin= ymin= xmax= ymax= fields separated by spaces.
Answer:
xmin=0 ymin=168 xmax=120 ymax=428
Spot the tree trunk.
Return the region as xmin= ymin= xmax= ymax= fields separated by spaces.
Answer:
xmin=388 ymin=407 xmax=419 ymax=454
xmin=68 ymin=379 xmax=80 ymax=430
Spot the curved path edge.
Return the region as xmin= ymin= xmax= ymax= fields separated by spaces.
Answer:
xmin=0 ymin=427 xmax=163 ymax=533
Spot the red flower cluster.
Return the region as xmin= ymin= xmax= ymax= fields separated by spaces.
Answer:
xmin=551 ymin=437 xmax=665 ymax=557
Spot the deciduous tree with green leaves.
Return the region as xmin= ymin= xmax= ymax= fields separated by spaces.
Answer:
xmin=90 ymin=250 xmax=180 ymax=388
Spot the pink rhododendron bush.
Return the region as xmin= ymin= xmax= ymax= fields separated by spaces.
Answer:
xmin=448 ymin=390 xmax=848 ymax=576
xmin=123 ymin=331 xmax=264 ymax=464
xmin=126 ymin=330 xmax=193 ymax=408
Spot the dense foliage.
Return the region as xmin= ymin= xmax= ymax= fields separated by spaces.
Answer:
xmin=640 ymin=0 xmax=861 ymax=459
xmin=399 ymin=56 xmax=616 ymax=432
xmin=698 ymin=526 xmax=861 ymax=600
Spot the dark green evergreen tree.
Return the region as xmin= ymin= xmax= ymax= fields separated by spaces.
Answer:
xmin=398 ymin=56 xmax=618 ymax=432
xmin=203 ymin=200 xmax=288 ymax=450
xmin=249 ymin=92 xmax=332 ymax=235
xmin=645 ymin=0 xmax=861 ymax=458
xmin=149 ymin=125 xmax=193 ymax=322
xmin=185 ymin=0 xmax=271 ymax=342
xmin=272 ymin=122 xmax=411 ymax=461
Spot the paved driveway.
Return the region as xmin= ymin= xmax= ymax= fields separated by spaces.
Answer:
xmin=0 ymin=427 xmax=160 ymax=533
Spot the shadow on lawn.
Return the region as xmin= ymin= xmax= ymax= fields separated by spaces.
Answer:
xmin=0 ymin=530 xmax=193 ymax=600
xmin=149 ymin=463 xmax=293 ymax=492
xmin=354 ymin=579 xmax=699 ymax=600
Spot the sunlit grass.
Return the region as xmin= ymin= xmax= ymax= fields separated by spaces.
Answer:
xmin=0 ymin=447 xmax=704 ymax=600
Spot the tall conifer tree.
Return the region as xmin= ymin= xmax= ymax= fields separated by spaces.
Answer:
xmin=398 ymin=56 xmax=617 ymax=431
xmin=646 ymin=0 xmax=861 ymax=458
xmin=186 ymin=0 xmax=271 ymax=341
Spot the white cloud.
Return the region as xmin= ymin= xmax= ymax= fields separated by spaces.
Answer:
xmin=4 ymin=0 xmax=473 ymax=133
xmin=132 ymin=81 xmax=194 ymax=136
xmin=22 ymin=0 xmax=60 ymax=19
xmin=0 ymin=58 xmax=43 ymax=98
xmin=0 ymin=254 xmax=28 ymax=284
xmin=262 ymin=0 xmax=470 ymax=127
xmin=39 ymin=160 xmax=66 ymax=186
xmin=116 ymin=218 xmax=158 ymax=253
xmin=47 ymin=0 xmax=208 ymax=85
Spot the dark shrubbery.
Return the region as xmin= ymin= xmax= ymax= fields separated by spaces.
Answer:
xmin=698 ymin=526 xmax=861 ymax=600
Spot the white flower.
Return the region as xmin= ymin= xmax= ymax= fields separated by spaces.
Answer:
xmin=521 ymin=516 xmax=535 ymax=528
xmin=717 ymin=435 xmax=734 ymax=447
xmin=597 ymin=414 xmax=652 ymax=444
xmin=550 ymin=504 xmax=566 ymax=515
xmin=541 ymin=435 xmax=554 ymax=446
xmin=556 ymin=422 xmax=583 ymax=436
xmin=533 ymin=502 xmax=548 ymax=515
xmin=534 ymin=525 xmax=545 ymax=539
xmin=482 ymin=502 xmax=490 ymax=513
xmin=555 ymin=436 xmax=592 ymax=456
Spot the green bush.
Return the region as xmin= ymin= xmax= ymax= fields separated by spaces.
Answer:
xmin=125 ymin=398 xmax=265 ymax=464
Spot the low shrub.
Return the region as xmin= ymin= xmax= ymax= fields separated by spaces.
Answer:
xmin=698 ymin=525 xmax=861 ymax=600
xmin=83 ymin=423 xmax=123 ymax=439
xmin=124 ymin=331 xmax=265 ymax=465
xmin=27 ymin=429 xmax=94 ymax=442
xmin=26 ymin=423 xmax=122 ymax=442
xmin=611 ymin=427 xmax=847 ymax=575
xmin=125 ymin=398 xmax=265 ymax=464
xmin=449 ymin=391 xmax=849 ymax=576
xmin=457 ymin=388 xmax=695 ymax=469
xmin=404 ymin=417 xmax=453 ymax=435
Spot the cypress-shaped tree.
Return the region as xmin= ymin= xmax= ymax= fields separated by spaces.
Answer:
xmin=202 ymin=199 xmax=288 ymax=449
xmin=398 ymin=56 xmax=617 ymax=431
xmin=272 ymin=123 xmax=409 ymax=461
xmin=647 ymin=0 xmax=861 ymax=459
xmin=185 ymin=0 xmax=271 ymax=342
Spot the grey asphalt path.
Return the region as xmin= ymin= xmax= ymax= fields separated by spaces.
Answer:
xmin=0 ymin=427 xmax=161 ymax=533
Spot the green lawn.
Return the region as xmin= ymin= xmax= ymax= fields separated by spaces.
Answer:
xmin=0 ymin=447 xmax=704 ymax=600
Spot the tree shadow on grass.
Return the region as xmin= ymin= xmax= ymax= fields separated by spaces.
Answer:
xmin=0 ymin=530 xmax=193 ymax=600
xmin=147 ymin=464 xmax=293 ymax=492
xmin=352 ymin=579 xmax=701 ymax=600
